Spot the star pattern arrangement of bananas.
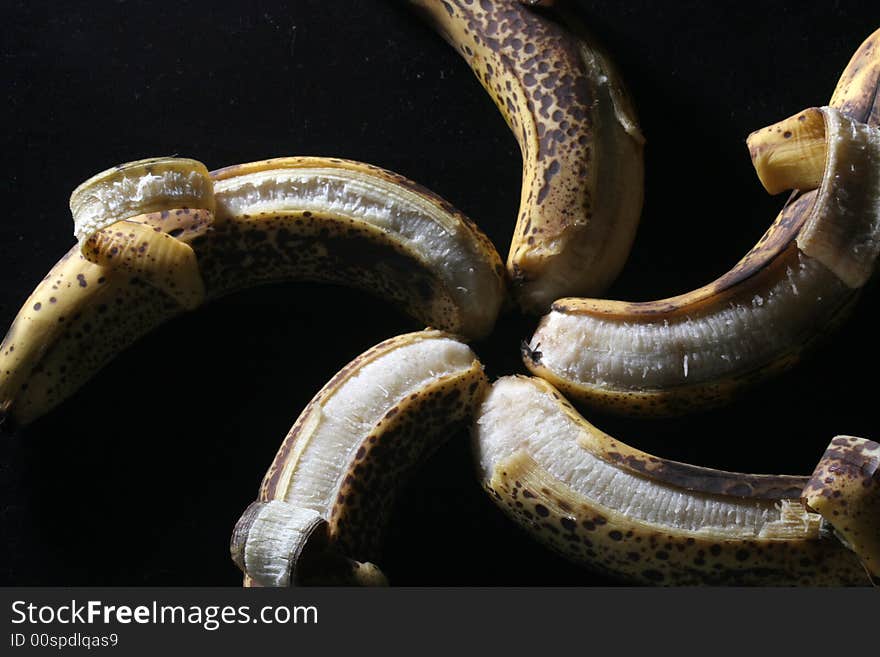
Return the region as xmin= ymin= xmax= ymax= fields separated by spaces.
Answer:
xmin=1 ymin=1 xmax=878 ymax=587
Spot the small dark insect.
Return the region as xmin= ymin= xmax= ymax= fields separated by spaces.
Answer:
xmin=521 ymin=340 xmax=541 ymax=362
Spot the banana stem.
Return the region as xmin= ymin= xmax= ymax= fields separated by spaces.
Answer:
xmin=747 ymin=107 xmax=827 ymax=194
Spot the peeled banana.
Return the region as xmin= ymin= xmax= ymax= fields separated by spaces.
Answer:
xmin=474 ymin=376 xmax=876 ymax=585
xmin=0 ymin=157 xmax=505 ymax=427
xmin=408 ymin=0 xmax=644 ymax=313
xmin=231 ymin=330 xmax=488 ymax=586
xmin=524 ymin=29 xmax=880 ymax=415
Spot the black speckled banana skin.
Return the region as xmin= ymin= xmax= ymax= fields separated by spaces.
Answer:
xmin=0 ymin=208 xmax=212 ymax=428
xmin=476 ymin=377 xmax=870 ymax=586
xmin=0 ymin=158 xmax=504 ymax=427
xmin=804 ymin=436 xmax=880 ymax=581
xmin=408 ymin=0 xmax=644 ymax=313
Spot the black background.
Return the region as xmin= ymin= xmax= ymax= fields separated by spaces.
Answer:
xmin=1 ymin=1 xmax=879 ymax=586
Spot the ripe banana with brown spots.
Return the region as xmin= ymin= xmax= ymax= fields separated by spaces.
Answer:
xmin=407 ymin=0 xmax=644 ymax=313
xmin=0 ymin=157 xmax=216 ymax=426
xmin=0 ymin=157 xmax=505 ymax=428
xmin=231 ymin=330 xmax=487 ymax=586
xmin=474 ymin=376 xmax=877 ymax=585
xmin=524 ymin=28 xmax=880 ymax=416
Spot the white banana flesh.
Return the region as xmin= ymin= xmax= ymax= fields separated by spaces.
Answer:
xmin=70 ymin=157 xmax=215 ymax=243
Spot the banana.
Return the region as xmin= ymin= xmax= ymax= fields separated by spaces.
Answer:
xmin=0 ymin=157 xmax=216 ymax=426
xmin=524 ymin=29 xmax=880 ymax=416
xmin=473 ymin=376 xmax=876 ymax=585
xmin=0 ymin=157 xmax=505 ymax=428
xmin=231 ymin=330 xmax=488 ymax=586
xmin=407 ymin=0 xmax=644 ymax=313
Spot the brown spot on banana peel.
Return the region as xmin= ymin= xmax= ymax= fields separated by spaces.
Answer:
xmin=804 ymin=436 xmax=880 ymax=581
xmin=406 ymin=0 xmax=644 ymax=313
xmin=475 ymin=377 xmax=870 ymax=585
xmin=0 ymin=158 xmax=505 ymax=426
xmin=524 ymin=41 xmax=880 ymax=415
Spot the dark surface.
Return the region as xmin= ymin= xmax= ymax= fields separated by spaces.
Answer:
xmin=1 ymin=0 xmax=879 ymax=586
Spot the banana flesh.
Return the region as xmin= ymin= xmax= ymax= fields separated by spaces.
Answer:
xmin=524 ymin=31 xmax=880 ymax=415
xmin=474 ymin=376 xmax=873 ymax=585
xmin=232 ymin=330 xmax=488 ymax=586
xmin=0 ymin=157 xmax=505 ymax=427
xmin=231 ymin=501 xmax=388 ymax=587
xmin=69 ymin=157 xmax=215 ymax=243
xmin=408 ymin=0 xmax=644 ymax=313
